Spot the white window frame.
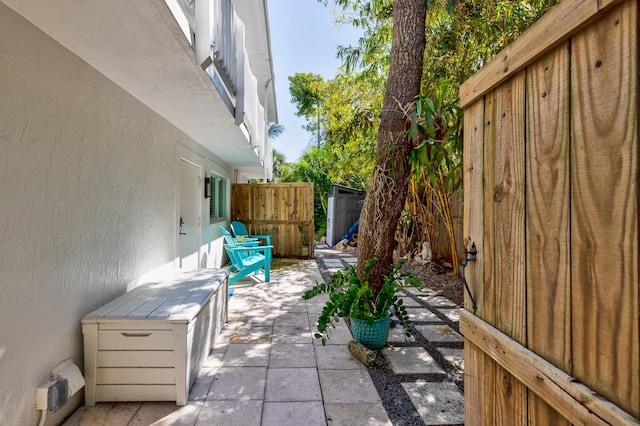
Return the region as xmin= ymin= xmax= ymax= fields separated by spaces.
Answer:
xmin=209 ymin=172 xmax=228 ymax=223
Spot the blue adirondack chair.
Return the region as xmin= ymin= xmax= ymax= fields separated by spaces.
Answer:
xmin=219 ymin=226 xmax=272 ymax=284
xmin=219 ymin=225 xmax=259 ymax=246
xmin=219 ymin=226 xmax=259 ymax=272
xmin=231 ymin=221 xmax=272 ymax=246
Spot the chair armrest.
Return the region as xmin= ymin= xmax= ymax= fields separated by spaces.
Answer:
xmin=234 ymin=238 xmax=260 ymax=247
xmin=226 ymin=245 xmax=273 ymax=253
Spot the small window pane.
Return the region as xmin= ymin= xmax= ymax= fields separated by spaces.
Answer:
xmin=209 ymin=173 xmax=228 ymax=223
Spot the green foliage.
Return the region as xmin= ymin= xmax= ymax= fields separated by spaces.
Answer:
xmin=302 ymin=258 xmax=422 ymax=345
xmin=298 ymin=224 xmax=309 ymax=245
xmin=407 ymin=81 xmax=463 ymax=190
xmin=271 ymin=149 xmax=292 ymax=183
xmin=405 ymin=83 xmax=464 ymax=271
xmin=286 ymin=0 xmax=560 ymax=254
xmin=289 ymin=73 xmax=328 ymax=145
xmin=280 ymin=147 xmax=333 ymax=234
xmin=421 ymin=0 xmax=560 ymax=98
xmin=288 ymin=73 xmax=378 ymax=191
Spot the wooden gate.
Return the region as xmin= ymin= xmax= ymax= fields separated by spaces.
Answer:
xmin=231 ymin=183 xmax=314 ymax=258
xmin=460 ymin=0 xmax=639 ymax=423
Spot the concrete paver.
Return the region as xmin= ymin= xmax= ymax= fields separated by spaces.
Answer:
xmin=437 ymin=308 xmax=461 ymax=322
xmin=438 ymin=348 xmax=464 ymax=371
xmin=318 ymin=369 xmax=382 ymax=404
xmin=314 ymin=343 xmax=367 ymax=370
xmin=271 ymin=325 xmax=312 ymax=344
xmin=401 ymin=381 xmax=464 ymax=425
xmin=269 ymin=343 xmax=316 ymax=368
xmin=406 ymin=308 xmax=441 ymax=322
xmin=309 ymin=321 xmax=353 ymax=345
xmin=273 ymin=311 xmax=309 ymax=327
xmin=382 ymin=347 xmax=446 ymax=375
xmin=418 ymin=296 xmax=457 ymax=308
xmin=206 ymin=367 xmax=267 ymax=400
xmin=262 ymin=401 xmax=326 ymax=426
xmin=230 ymin=325 xmax=272 ymax=344
xmin=387 ymin=325 xmax=417 ymax=343
xmin=324 ymin=403 xmax=393 ymax=426
xmin=265 ymin=368 xmax=322 ymax=402
xmin=414 ymin=324 xmax=464 ymax=343
xmin=398 ymin=295 xmax=423 ymax=307
xmin=197 ymin=400 xmax=262 ymax=426
xmin=404 ymin=287 xmax=436 ymax=296
xmin=136 ymin=402 xmax=202 ymax=426
xmin=222 ymin=343 xmax=271 ymax=367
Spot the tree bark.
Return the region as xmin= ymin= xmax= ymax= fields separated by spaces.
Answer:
xmin=356 ymin=0 xmax=427 ymax=294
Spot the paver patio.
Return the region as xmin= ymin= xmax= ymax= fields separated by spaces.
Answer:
xmin=64 ymin=247 xmax=464 ymax=425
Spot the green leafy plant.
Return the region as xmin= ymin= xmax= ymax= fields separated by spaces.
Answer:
xmin=302 ymin=257 xmax=423 ymax=345
xmin=298 ymin=225 xmax=309 ymax=246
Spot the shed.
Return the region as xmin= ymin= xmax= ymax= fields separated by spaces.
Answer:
xmin=326 ymin=185 xmax=366 ymax=247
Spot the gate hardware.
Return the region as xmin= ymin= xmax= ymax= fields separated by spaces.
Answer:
xmin=460 ymin=242 xmax=478 ymax=314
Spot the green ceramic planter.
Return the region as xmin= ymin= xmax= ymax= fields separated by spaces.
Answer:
xmin=351 ymin=313 xmax=390 ymax=350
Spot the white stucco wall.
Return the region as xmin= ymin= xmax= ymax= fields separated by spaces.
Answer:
xmin=0 ymin=5 xmax=231 ymax=424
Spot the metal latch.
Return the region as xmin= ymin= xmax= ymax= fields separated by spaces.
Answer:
xmin=459 ymin=242 xmax=478 ymax=313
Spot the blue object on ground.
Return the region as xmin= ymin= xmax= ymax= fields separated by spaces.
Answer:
xmin=341 ymin=219 xmax=359 ymax=242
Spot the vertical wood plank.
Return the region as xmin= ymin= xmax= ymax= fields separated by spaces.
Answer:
xmin=482 ymin=91 xmax=497 ymax=426
xmin=526 ymin=40 xmax=572 ymax=374
xmin=529 ymin=397 xmax=569 ymax=426
xmin=525 ymin=42 xmax=573 ymax=426
xmin=482 ymin=93 xmax=497 ymax=326
xmin=463 ymin=340 xmax=486 ymax=426
xmin=570 ymin=0 xmax=639 ymax=417
xmin=463 ymin=99 xmax=486 ymax=426
xmin=463 ymin=99 xmax=485 ymax=314
xmin=493 ymin=72 xmax=527 ymax=425
xmin=493 ymin=72 xmax=526 ymax=345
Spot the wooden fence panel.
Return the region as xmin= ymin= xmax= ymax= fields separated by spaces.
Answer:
xmin=525 ymin=41 xmax=572 ymax=426
xmin=231 ymin=183 xmax=315 ymax=258
xmin=570 ymin=0 xmax=638 ymax=413
xmin=461 ymin=0 xmax=639 ymax=423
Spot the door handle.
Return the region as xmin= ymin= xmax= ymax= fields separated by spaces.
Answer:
xmin=179 ymin=217 xmax=187 ymax=235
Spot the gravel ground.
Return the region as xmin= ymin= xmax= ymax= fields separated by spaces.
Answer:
xmin=314 ymin=248 xmax=464 ymax=426
xmin=400 ymin=261 xmax=464 ymax=307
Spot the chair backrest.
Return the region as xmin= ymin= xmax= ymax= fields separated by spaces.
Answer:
xmin=218 ymin=226 xmax=237 ymax=247
xmin=230 ymin=221 xmax=249 ymax=237
xmin=223 ymin=244 xmax=245 ymax=269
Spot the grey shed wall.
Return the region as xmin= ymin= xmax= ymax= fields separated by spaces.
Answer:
xmin=326 ymin=185 xmax=366 ymax=246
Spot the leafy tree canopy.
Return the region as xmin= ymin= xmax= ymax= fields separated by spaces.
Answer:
xmin=280 ymin=0 xmax=560 ymax=244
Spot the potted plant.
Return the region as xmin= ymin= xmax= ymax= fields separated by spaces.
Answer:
xmin=302 ymin=258 xmax=423 ymax=349
xmin=298 ymin=225 xmax=310 ymax=257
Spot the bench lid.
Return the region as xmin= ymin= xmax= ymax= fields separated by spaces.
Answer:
xmin=81 ymin=269 xmax=229 ymax=324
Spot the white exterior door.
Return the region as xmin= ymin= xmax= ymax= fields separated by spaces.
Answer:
xmin=178 ymin=158 xmax=201 ymax=269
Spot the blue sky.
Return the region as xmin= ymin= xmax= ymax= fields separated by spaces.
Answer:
xmin=267 ymin=0 xmax=362 ymax=162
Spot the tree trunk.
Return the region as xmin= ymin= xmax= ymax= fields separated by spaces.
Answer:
xmin=356 ymin=0 xmax=427 ymax=294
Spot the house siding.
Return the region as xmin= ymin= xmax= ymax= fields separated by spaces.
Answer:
xmin=0 ymin=5 xmax=229 ymax=424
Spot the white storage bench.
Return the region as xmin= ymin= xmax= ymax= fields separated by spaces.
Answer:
xmin=81 ymin=269 xmax=229 ymax=406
